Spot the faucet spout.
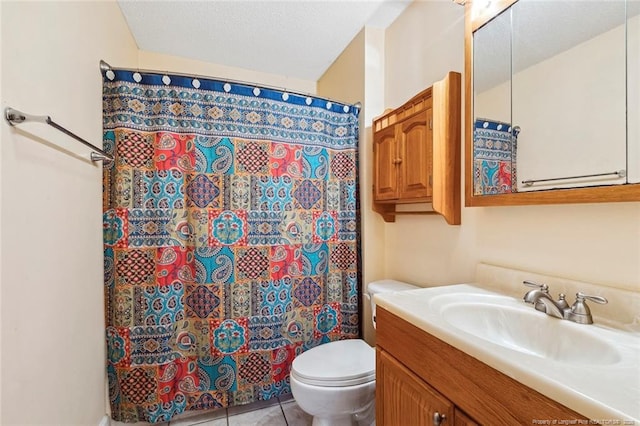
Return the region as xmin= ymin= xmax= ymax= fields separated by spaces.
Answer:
xmin=533 ymin=293 xmax=566 ymax=319
xmin=523 ymin=281 xmax=551 ymax=312
xmin=523 ymin=289 xmax=545 ymax=305
xmin=522 ymin=281 xmax=567 ymax=319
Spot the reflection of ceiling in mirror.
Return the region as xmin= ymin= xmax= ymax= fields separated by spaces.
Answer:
xmin=474 ymin=7 xmax=511 ymax=95
xmin=474 ymin=0 xmax=638 ymax=94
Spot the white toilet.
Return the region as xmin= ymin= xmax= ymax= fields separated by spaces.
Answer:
xmin=290 ymin=280 xmax=418 ymax=426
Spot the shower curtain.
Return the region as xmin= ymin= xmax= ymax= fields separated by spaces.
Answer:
xmin=102 ymin=70 xmax=360 ymax=423
xmin=473 ymin=118 xmax=518 ymax=194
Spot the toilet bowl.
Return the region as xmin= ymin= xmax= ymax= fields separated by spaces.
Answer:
xmin=290 ymin=280 xmax=418 ymax=426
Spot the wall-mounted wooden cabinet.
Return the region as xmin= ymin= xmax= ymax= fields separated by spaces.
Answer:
xmin=374 ymin=106 xmax=434 ymax=202
xmin=376 ymin=307 xmax=586 ymax=425
xmin=373 ymin=71 xmax=461 ymax=225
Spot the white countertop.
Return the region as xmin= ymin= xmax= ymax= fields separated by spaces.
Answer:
xmin=375 ymin=284 xmax=640 ymax=422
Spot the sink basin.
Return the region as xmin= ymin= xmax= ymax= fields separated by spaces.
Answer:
xmin=374 ymin=283 xmax=640 ymax=422
xmin=440 ymin=301 xmax=622 ymax=365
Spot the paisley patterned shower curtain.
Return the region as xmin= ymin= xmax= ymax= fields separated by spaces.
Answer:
xmin=102 ymin=70 xmax=360 ymax=423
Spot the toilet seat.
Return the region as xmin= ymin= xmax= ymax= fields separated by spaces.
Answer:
xmin=291 ymin=339 xmax=375 ymax=387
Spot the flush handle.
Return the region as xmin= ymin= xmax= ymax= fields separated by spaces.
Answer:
xmin=433 ymin=411 xmax=447 ymax=426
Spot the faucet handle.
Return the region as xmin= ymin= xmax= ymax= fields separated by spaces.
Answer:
xmin=575 ymin=292 xmax=608 ymax=305
xmin=568 ymin=292 xmax=608 ymax=324
xmin=523 ymin=280 xmax=548 ymax=292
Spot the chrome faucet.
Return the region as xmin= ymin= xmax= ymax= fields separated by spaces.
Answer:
xmin=522 ymin=281 xmax=607 ymax=324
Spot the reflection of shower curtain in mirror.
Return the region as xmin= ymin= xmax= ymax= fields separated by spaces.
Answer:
xmin=473 ymin=118 xmax=517 ymax=194
xmin=102 ymin=70 xmax=360 ymax=423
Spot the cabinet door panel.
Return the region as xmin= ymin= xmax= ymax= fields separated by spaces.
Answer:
xmin=374 ymin=126 xmax=399 ymax=200
xmin=454 ymin=408 xmax=479 ymax=426
xmin=377 ymin=349 xmax=454 ymax=426
xmin=400 ymin=110 xmax=433 ymax=199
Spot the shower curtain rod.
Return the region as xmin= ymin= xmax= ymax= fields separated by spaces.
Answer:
xmin=99 ymin=60 xmax=362 ymax=110
xmin=4 ymin=107 xmax=113 ymax=163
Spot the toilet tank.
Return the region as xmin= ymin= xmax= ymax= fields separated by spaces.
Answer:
xmin=366 ymin=280 xmax=418 ymax=328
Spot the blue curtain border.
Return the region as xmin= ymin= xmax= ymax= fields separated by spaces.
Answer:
xmin=103 ymin=69 xmax=360 ymax=117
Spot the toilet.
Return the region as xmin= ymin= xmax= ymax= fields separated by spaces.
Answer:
xmin=290 ymin=280 xmax=418 ymax=426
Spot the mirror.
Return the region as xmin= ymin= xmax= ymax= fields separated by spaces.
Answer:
xmin=473 ymin=9 xmax=513 ymax=195
xmin=466 ymin=0 xmax=640 ymax=205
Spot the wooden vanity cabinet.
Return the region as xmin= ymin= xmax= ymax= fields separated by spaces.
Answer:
xmin=375 ymin=307 xmax=587 ymax=425
xmin=377 ymin=349 xmax=453 ymax=426
xmin=453 ymin=409 xmax=479 ymax=426
xmin=372 ymin=71 xmax=460 ymax=225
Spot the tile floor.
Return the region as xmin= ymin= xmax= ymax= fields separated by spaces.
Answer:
xmin=111 ymin=395 xmax=312 ymax=426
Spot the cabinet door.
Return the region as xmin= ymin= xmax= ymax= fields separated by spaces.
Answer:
xmin=454 ymin=408 xmax=479 ymax=426
xmin=377 ymin=349 xmax=454 ymax=426
xmin=373 ymin=125 xmax=399 ymax=201
xmin=399 ymin=109 xmax=433 ymax=200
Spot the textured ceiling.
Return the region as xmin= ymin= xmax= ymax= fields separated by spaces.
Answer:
xmin=118 ymin=0 xmax=412 ymax=82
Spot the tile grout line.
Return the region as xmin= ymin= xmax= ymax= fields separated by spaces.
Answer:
xmin=222 ymin=407 xmax=228 ymax=426
xmin=169 ymin=400 xmax=292 ymax=426
xmin=279 ymin=401 xmax=289 ymax=426
xmin=168 ymin=407 xmax=229 ymax=426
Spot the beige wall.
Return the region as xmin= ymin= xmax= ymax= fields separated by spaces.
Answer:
xmin=138 ymin=50 xmax=316 ymax=95
xmin=0 ymin=1 xmax=138 ymax=424
xmin=383 ymin=1 xmax=476 ymax=287
xmin=384 ymin=1 xmax=466 ymax=109
xmin=382 ymin=1 xmax=640 ymax=292
xmin=317 ymin=28 xmax=387 ymax=345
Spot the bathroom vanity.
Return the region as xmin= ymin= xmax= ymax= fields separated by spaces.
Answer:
xmin=374 ymin=265 xmax=640 ymax=425
xmin=376 ymin=307 xmax=583 ymax=425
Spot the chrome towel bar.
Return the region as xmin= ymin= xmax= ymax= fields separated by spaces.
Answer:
xmin=4 ymin=107 xmax=113 ymax=163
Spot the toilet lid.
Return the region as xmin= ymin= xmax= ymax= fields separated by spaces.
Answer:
xmin=291 ymin=339 xmax=375 ymax=387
